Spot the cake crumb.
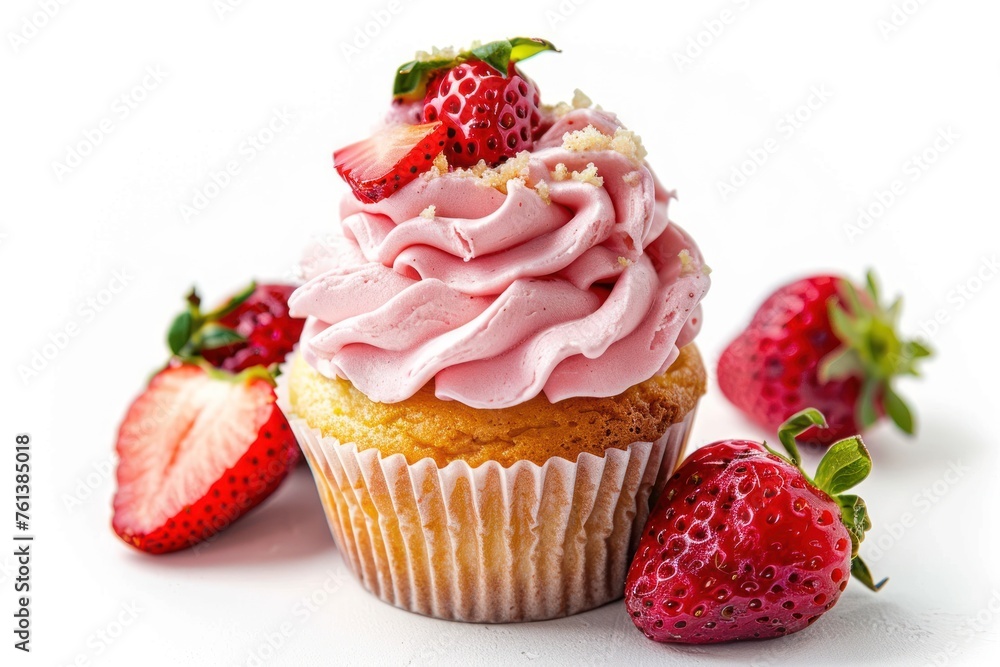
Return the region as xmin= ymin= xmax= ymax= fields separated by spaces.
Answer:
xmin=423 ymin=152 xmax=449 ymax=180
xmin=678 ymin=249 xmax=696 ymax=275
xmin=534 ymin=180 xmax=551 ymax=204
xmin=618 ymin=256 xmax=632 ymax=267
xmin=551 ymin=163 xmax=570 ymax=181
xmin=546 ymin=89 xmax=594 ymax=118
xmin=622 ymin=170 xmax=642 ymax=187
xmin=572 ymin=163 xmax=603 ymax=187
xmin=562 ymin=125 xmax=608 ymax=152
xmin=572 ymin=89 xmax=592 ymax=109
xmin=562 ymin=125 xmax=648 ymax=165
xmin=611 ymin=129 xmax=647 ymax=164
xmin=454 ymin=151 xmax=531 ymax=195
xmin=702 ymin=264 xmax=713 ymax=276
xmin=414 ymin=46 xmax=459 ymax=63
xmin=420 ymin=205 xmax=436 ymax=220
xmin=551 ymin=162 xmax=603 ymax=187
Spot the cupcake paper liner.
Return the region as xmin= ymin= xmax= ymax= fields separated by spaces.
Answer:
xmin=277 ymin=376 xmax=694 ymax=623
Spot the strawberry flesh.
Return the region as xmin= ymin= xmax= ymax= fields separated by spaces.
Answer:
xmin=334 ymin=121 xmax=447 ymax=203
xmin=112 ymin=364 xmax=298 ymax=554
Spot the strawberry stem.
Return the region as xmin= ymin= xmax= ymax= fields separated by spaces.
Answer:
xmin=765 ymin=408 xmax=827 ymax=470
xmin=851 ymin=555 xmax=888 ymax=592
xmin=204 ymin=281 xmax=257 ymax=320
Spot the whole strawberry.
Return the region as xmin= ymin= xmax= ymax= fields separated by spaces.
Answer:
xmin=394 ymin=37 xmax=558 ymax=167
xmin=718 ymin=271 xmax=931 ymax=446
xmin=625 ymin=410 xmax=884 ymax=643
xmin=167 ymin=281 xmax=305 ymax=373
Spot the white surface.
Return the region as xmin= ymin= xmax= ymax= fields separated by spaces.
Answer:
xmin=2 ymin=0 xmax=999 ymax=665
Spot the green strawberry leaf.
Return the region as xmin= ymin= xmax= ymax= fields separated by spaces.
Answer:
xmin=857 ymin=377 xmax=881 ymax=429
xmin=818 ymin=346 xmax=862 ymax=382
xmin=814 ymin=436 xmax=871 ymax=496
xmin=469 ymin=40 xmax=512 ymax=75
xmin=836 ymin=493 xmax=871 ymax=557
xmin=825 ymin=270 xmax=932 ymax=436
xmin=166 ymin=282 xmax=254 ymax=358
xmin=393 ymin=38 xmax=559 ymax=101
xmin=865 ymin=270 xmax=880 ymax=304
xmin=206 ymin=281 xmax=257 ymax=320
xmin=509 ymin=37 xmax=560 ymax=63
xmin=828 ymin=302 xmax=863 ymax=348
xmin=885 ymin=296 xmax=903 ymax=325
xmin=167 ymin=311 xmax=194 ymax=355
xmin=197 ymin=324 xmax=246 ymax=351
xmin=835 ymin=492 xmax=884 ymax=592
xmin=838 ymin=278 xmax=866 ymax=318
xmin=851 ymin=555 xmax=888 ymax=592
xmin=393 ymin=58 xmax=455 ymax=100
xmin=883 ymin=384 xmax=915 ymax=434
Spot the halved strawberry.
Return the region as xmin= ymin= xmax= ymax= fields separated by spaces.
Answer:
xmin=112 ymin=363 xmax=299 ymax=554
xmin=334 ymin=121 xmax=447 ymax=203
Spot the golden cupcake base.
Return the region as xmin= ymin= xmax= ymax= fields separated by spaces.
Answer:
xmin=277 ymin=347 xmax=704 ymax=622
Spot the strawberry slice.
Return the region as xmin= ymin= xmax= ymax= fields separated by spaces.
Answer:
xmin=112 ymin=364 xmax=299 ymax=554
xmin=334 ymin=121 xmax=447 ymax=203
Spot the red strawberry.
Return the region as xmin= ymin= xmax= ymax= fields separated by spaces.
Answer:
xmin=392 ymin=37 xmax=559 ymax=168
xmin=334 ymin=121 xmax=447 ymax=204
xmin=167 ymin=281 xmax=305 ymax=373
xmin=422 ymin=60 xmax=540 ymax=167
xmin=625 ymin=410 xmax=884 ymax=644
xmin=717 ymin=271 xmax=931 ymax=446
xmin=112 ymin=364 xmax=299 ymax=554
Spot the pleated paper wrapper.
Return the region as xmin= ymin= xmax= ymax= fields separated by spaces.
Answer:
xmin=277 ymin=377 xmax=694 ymax=623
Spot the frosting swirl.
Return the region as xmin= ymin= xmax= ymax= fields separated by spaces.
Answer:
xmin=290 ymin=108 xmax=709 ymax=408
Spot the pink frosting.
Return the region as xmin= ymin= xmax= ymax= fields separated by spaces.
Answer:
xmin=290 ymin=108 xmax=709 ymax=408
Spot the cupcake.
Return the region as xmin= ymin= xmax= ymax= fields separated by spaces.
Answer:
xmin=282 ymin=38 xmax=710 ymax=623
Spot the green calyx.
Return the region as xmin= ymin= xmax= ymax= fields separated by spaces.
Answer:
xmin=764 ymin=409 xmax=887 ymax=593
xmin=818 ymin=270 xmax=933 ymax=435
xmin=173 ymin=357 xmax=276 ymax=387
xmin=393 ymin=37 xmax=559 ymax=101
xmin=167 ymin=281 xmax=255 ymax=360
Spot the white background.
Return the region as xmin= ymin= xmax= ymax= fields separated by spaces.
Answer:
xmin=2 ymin=0 xmax=999 ymax=665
